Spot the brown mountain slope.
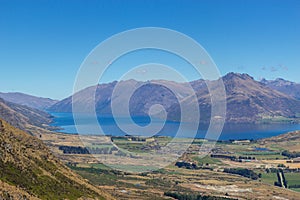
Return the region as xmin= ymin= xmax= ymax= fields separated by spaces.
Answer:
xmin=0 ymin=98 xmax=55 ymax=131
xmin=49 ymin=79 xmax=192 ymax=116
xmin=168 ymin=73 xmax=300 ymax=123
xmin=0 ymin=119 xmax=113 ymax=200
xmin=0 ymin=179 xmax=39 ymax=200
xmin=0 ymin=92 xmax=58 ymax=110
xmin=223 ymin=73 xmax=300 ymax=123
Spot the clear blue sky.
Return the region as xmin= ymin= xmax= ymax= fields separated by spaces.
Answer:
xmin=0 ymin=0 xmax=299 ymax=99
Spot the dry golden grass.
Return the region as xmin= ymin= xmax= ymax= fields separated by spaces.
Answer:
xmin=36 ymin=130 xmax=300 ymax=199
xmin=0 ymin=180 xmax=39 ymax=200
xmin=262 ymin=160 xmax=300 ymax=169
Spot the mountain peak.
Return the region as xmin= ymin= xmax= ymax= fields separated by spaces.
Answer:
xmin=274 ymin=78 xmax=294 ymax=85
xmin=261 ymin=78 xmax=294 ymax=86
xmin=223 ymin=72 xmax=254 ymax=81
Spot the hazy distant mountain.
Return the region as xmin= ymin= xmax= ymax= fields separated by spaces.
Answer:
xmin=0 ymin=98 xmax=54 ymax=131
xmin=0 ymin=92 xmax=58 ymax=110
xmin=0 ymin=119 xmax=111 ymax=199
xmin=49 ymin=79 xmax=193 ymax=116
xmin=48 ymin=73 xmax=300 ymax=124
xmin=261 ymin=78 xmax=300 ymax=100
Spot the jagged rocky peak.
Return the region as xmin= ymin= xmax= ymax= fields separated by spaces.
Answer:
xmin=223 ymin=72 xmax=254 ymax=81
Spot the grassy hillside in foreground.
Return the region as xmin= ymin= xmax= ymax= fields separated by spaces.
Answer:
xmin=0 ymin=119 xmax=113 ymax=200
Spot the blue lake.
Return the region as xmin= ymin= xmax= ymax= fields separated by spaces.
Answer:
xmin=50 ymin=112 xmax=300 ymax=141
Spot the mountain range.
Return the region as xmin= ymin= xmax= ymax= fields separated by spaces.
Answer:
xmin=48 ymin=73 xmax=300 ymax=124
xmin=261 ymin=78 xmax=300 ymax=100
xmin=1 ymin=73 xmax=299 ymax=125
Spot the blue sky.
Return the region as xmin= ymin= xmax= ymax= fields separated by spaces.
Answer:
xmin=0 ymin=0 xmax=299 ymax=99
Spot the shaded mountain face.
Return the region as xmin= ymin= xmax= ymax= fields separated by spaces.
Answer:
xmin=49 ymin=80 xmax=192 ymax=116
xmin=49 ymin=82 xmax=117 ymax=113
xmin=0 ymin=92 xmax=58 ymax=110
xmin=128 ymin=83 xmax=179 ymax=117
xmin=261 ymin=78 xmax=300 ymax=100
xmin=0 ymin=98 xmax=54 ymax=131
xmin=0 ymin=119 xmax=111 ymax=199
xmin=49 ymin=73 xmax=300 ymax=124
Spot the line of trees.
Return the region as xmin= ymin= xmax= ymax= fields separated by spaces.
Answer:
xmin=281 ymin=150 xmax=300 ymax=158
xmin=58 ymin=146 xmax=118 ymax=154
xmin=211 ymin=155 xmax=256 ymax=162
xmin=288 ymin=184 xmax=300 ymax=189
xmin=175 ymin=161 xmax=197 ymax=170
xmin=164 ymin=192 xmax=236 ymax=200
xmin=59 ymin=146 xmax=89 ymax=154
xmin=211 ymin=154 xmax=236 ymax=160
xmin=238 ymin=156 xmax=256 ymax=160
xmin=223 ymin=168 xmax=261 ymax=180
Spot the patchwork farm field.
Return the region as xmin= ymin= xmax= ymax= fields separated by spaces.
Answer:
xmin=39 ymin=130 xmax=300 ymax=199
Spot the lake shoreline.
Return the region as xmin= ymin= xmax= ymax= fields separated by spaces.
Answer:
xmin=49 ymin=112 xmax=300 ymax=141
